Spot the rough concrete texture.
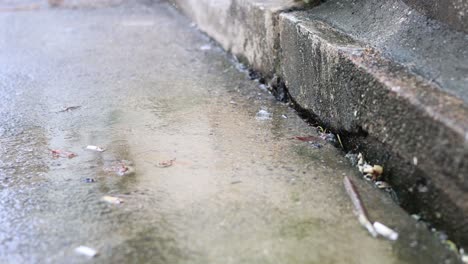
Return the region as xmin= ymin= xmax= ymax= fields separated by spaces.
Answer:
xmin=171 ymin=0 xmax=309 ymax=78
xmin=1 ymin=1 xmax=461 ymax=262
xmin=173 ymin=0 xmax=468 ymax=248
xmin=402 ymin=0 xmax=468 ymax=33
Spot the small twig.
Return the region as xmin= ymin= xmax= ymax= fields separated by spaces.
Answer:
xmin=343 ymin=176 xmax=377 ymax=237
xmin=336 ymin=134 xmax=344 ymax=149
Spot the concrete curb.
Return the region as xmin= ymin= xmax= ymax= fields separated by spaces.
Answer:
xmin=171 ymin=0 xmax=468 ymax=247
xmin=170 ymin=0 xmax=309 ymax=78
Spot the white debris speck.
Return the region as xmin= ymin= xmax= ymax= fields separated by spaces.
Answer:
xmin=373 ymin=222 xmax=398 ymax=241
xmin=412 ymin=214 xmax=421 ymax=221
xmin=391 ymin=86 xmax=401 ymax=92
xmin=101 ymin=196 xmax=123 ymax=204
xmin=86 ymin=145 xmax=105 ymax=152
xmin=362 ymin=164 xmax=374 ymax=174
xmin=75 ymin=246 xmax=98 ymax=258
xmin=256 ymin=109 xmax=272 ymax=121
xmin=413 ymin=156 xmax=418 ymax=166
xmin=281 ymin=114 xmax=288 ymax=119
xmin=417 ymin=185 xmax=429 ymax=193
xmin=258 ymin=84 xmax=268 ymax=91
xmin=460 ymin=248 xmax=468 ymax=263
xmin=375 ymin=181 xmax=391 ymax=189
xmin=86 ymin=145 xmax=106 ymax=152
xmin=199 ymin=44 xmax=211 ymax=51
xmin=230 ymin=101 xmax=237 ymax=105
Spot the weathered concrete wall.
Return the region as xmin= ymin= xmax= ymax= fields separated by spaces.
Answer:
xmin=402 ymin=0 xmax=468 ymax=33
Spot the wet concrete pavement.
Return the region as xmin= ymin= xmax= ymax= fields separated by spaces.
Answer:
xmin=0 ymin=1 xmax=462 ymax=263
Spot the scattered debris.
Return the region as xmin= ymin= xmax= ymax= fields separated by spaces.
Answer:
xmin=292 ymin=136 xmax=323 ymax=149
xmin=229 ymin=100 xmax=237 ymax=105
xmin=231 ymin=180 xmax=242 ymax=184
xmin=411 ymin=214 xmax=421 ymax=221
xmin=293 ymin=136 xmax=320 ymax=142
xmin=417 ymin=184 xmax=429 ymax=193
xmin=336 ymin=134 xmax=344 ymax=149
xmin=444 ymin=240 xmax=459 ymax=254
xmin=375 ymin=181 xmax=391 ymax=190
xmin=318 ymin=130 xmax=337 ymax=145
xmin=50 ymin=149 xmax=77 ymax=159
xmin=117 ymin=163 xmax=129 ymax=175
xmin=58 ymin=105 xmax=81 ymax=113
xmin=347 ymin=152 xmax=396 ymax=201
xmin=345 ymin=153 xmax=359 ymax=166
xmin=156 ymin=158 xmax=175 ymax=168
xmin=344 ymin=176 xmax=400 ymax=241
xmin=310 ymin=142 xmax=322 ymax=149
xmin=281 ymin=114 xmax=288 ymax=119
xmin=86 ymin=145 xmax=105 ymax=152
xmin=373 ymin=222 xmax=399 ymax=241
xmin=85 ymin=178 xmax=96 ymax=183
xmin=248 ymin=69 xmax=261 ymax=80
xmin=361 ymin=164 xmax=383 ymax=181
xmin=101 ymin=196 xmax=123 ymax=204
xmin=116 ymin=162 xmax=135 ymax=176
xmin=199 ymin=44 xmax=211 ymax=51
xmin=104 ymin=161 xmax=135 ymax=176
xmin=460 ymin=248 xmax=468 ymax=264
xmin=258 ymin=84 xmax=268 ymax=91
xmin=255 ymin=109 xmax=272 ymax=121
xmin=75 ymin=246 xmax=98 ymax=258
xmin=343 ymin=176 xmax=378 ymax=237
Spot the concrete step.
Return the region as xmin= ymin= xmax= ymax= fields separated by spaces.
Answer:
xmin=171 ymin=0 xmax=468 ymax=248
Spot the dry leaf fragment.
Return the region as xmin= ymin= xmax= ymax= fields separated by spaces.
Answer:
xmin=157 ymin=158 xmax=176 ymax=168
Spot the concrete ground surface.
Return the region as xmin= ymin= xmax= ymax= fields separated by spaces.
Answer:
xmin=0 ymin=0 xmax=462 ymax=263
